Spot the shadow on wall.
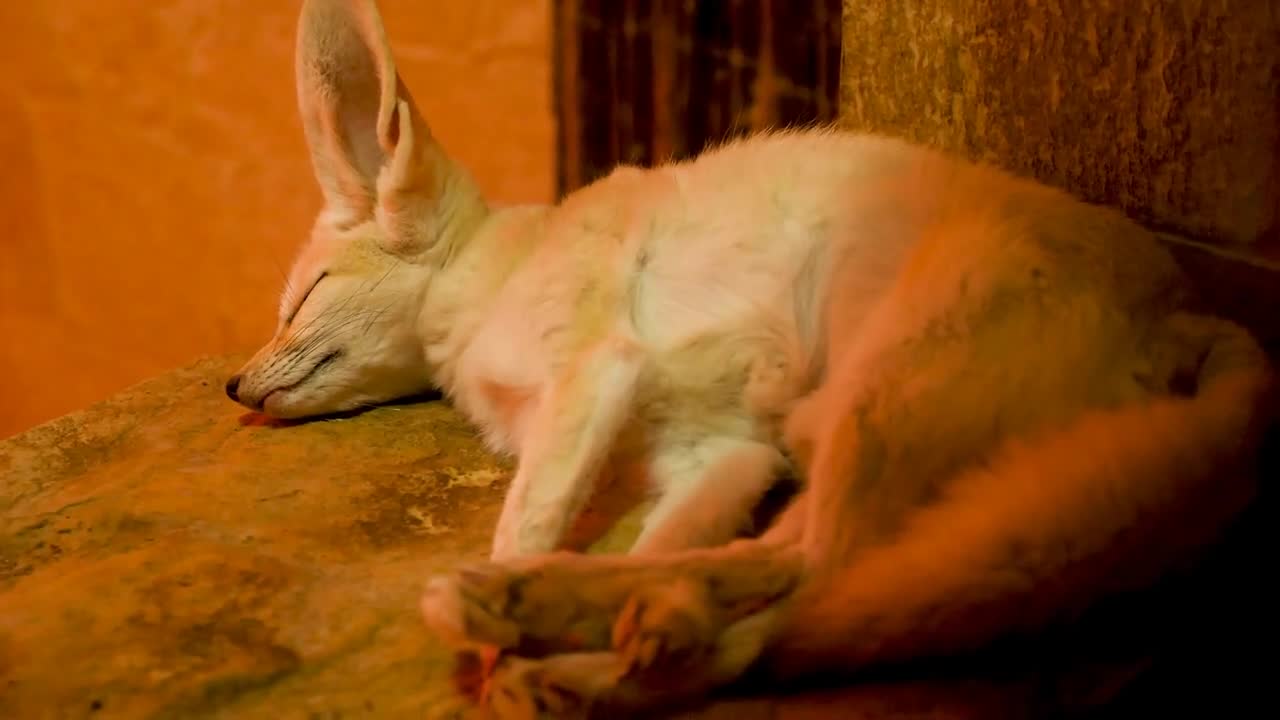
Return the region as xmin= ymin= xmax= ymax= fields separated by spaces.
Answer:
xmin=0 ymin=0 xmax=554 ymax=439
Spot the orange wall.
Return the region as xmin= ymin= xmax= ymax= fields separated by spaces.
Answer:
xmin=0 ymin=1 xmax=554 ymax=438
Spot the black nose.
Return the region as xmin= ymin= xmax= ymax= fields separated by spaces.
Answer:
xmin=225 ymin=375 xmax=242 ymax=402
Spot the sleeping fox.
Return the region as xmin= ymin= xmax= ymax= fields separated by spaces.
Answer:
xmin=224 ymin=1 xmax=1273 ymax=716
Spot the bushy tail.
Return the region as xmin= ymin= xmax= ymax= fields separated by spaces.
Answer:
xmin=765 ymin=315 xmax=1273 ymax=679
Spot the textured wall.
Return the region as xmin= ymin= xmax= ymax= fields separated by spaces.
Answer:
xmin=840 ymin=0 xmax=1279 ymax=251
xmin=0 ymin=0 xmax=553 ymax=438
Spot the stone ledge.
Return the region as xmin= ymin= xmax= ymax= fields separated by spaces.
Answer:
xmin=2 ymin=356 xmax=515 ymax=718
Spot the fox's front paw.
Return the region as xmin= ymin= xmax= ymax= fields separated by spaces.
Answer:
xmin=421 ymin=556 xmax=623 ymax=655
xmin=612 ymin=579 xmax=721 ymax=676
xmin=421 ymin=562 xmax=524 ymax=650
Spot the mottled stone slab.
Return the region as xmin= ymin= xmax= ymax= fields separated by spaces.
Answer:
xmin=1 ymin=357 xmax=514 ymax=718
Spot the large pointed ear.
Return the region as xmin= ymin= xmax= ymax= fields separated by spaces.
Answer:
xmin=294 ymin=0 xmax=450 ymax=238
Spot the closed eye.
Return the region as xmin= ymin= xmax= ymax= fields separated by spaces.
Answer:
xmin=284 ymin=271 xmax=327 ymax=326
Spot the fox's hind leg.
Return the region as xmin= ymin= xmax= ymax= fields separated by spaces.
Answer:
xmin=611 ymin=490 xmax=810 ymax=673
xmin=423 ymin=494 xmax=811 ymax=716
xmin=630 ymin=440 xmax=788 ymax=553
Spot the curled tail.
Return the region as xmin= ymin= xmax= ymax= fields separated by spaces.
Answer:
xmin=766 ymin=314 xmax=1273 ymax=678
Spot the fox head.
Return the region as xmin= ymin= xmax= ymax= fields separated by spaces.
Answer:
xmin=226 ymin=0 xmax=487 ymax=418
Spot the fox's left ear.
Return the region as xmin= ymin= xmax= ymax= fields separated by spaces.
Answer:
xmin=294 ymin=0 xmax=483 ymax=252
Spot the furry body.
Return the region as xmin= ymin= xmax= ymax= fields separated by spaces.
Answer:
xmin=227 ymin=2 xmax=1273 ymax=717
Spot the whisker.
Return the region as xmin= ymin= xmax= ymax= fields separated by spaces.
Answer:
xmin=270 ymin=253 xmax=294 ymax=298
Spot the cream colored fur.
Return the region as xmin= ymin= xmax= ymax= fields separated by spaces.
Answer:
xmin=228 ymin=3 xmax=1273 ymax=717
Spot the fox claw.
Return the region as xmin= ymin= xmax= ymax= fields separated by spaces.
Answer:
xmin=485 ymin=656 xmax=594 ymax=720
xmin=612 ymin=579 xmax=720 ymax=677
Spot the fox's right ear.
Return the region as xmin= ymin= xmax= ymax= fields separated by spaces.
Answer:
xmin=294 ymin=0 xmax=453 ymax=239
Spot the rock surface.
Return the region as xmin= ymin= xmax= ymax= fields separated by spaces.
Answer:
xmin=1 ymin=356 xmax=521 ymax=719
xmin=1 ymin=356 xmax=1159 ymax=719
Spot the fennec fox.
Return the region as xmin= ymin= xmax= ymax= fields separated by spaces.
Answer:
xmin=225 ymin=2 xmax=1272 ymax=715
